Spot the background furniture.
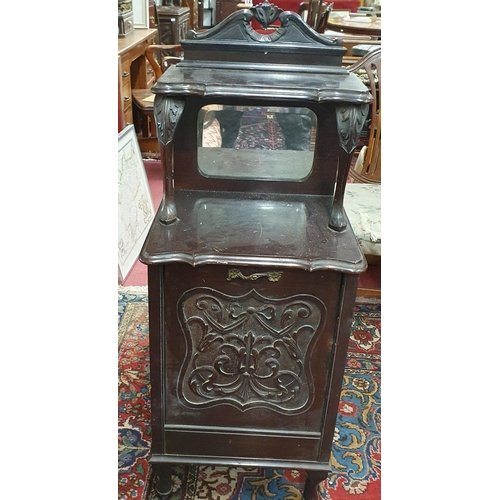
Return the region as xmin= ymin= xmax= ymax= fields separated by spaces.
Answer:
xmin=140 ymin=3 xmax=372 ymax=499
xmin=326 ymin=15 xmax=381 ymax=37
xmin=119 ymin=0 xmax=135 ymax=37
xmin=132 ymin=44 xmax=183 ymax=154
xmin=341 ymin=39 xmax=380 ymax=65
xmin=201 ymin=0 xmax=215 ymax=26
xmin=149 ymin=0 xmax=158 ymax=28
xmin=182 ymin=0 xmax=201 ymax=29
xmin=275 ymin=0 xmax=359 ymax=14
xmin=222 ymin=0 xmax=360 ymax=24
xmin=215 ymin=0 xmax=240 ymax=23
xmin=157 ymin=5 xmax=190 ymax=45
xmin=344 ymin=48 xmax=381 ymax=269
xmin=349 ymin=47 xmax=381 ymax=183
xmin=118 ymin=28 xmax=158 ymax=131
xmin=297 ymin=1 xmax=332 ymax=33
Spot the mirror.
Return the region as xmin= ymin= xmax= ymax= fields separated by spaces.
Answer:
xmin=197 ymin=105 xmax=317 ymax=182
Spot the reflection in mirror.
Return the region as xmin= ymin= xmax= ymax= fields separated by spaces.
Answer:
xmin=197 ymin=105 xmax=317 ymax=181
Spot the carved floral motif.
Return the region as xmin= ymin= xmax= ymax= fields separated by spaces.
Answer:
xmin=153 ymin=96 xmax=185 ymax=147
xmin=178 ymin=288 xmax=325 ymax=413
xmin=336 ymin=104 xmax=369 ymax=154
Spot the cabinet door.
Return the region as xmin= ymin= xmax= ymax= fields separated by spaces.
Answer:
xmin=153 ymin=263 xmax=345 ymax=461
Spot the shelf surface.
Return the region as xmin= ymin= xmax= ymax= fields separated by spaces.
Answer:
xmin=140 ymin=189 xmax=366 ymax=273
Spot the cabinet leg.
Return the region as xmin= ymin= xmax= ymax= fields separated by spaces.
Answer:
xmin=153 ymin=463 xmax=172 ymax=498
xmin=303 ymin=470 xmax=328 ymax=500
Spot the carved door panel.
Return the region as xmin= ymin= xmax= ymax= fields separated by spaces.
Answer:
xmin=178 ymin=287 xmax=324 ymax=412
xmin=158 ymin=263 xmax=344 ymax=459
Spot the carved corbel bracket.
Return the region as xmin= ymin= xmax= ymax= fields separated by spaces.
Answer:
xmin=336 ymin=104 xmax=369 ymax=155
xmin=153 ymin=96 xmax=186 ymax=224
xmin=329 ymin=104 xmax=369 ymax=231
xmin=154 ymin=96 xmax=185 ymax=148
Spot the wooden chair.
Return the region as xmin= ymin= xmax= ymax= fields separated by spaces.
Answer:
xmin=132 ymin=44 xmax=183 ymax=155
xmin=348 ymin=47 xmax=381 ymax=183
xmin=340 ymin=39 xmax=381 ymax=66
xmin=344 ymin=47 xmax=381 ymax=284
xmin=298 ymin=1 xmax=333 ymax=33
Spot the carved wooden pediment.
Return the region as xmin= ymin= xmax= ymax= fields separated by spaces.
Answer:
xmin=179 ymin=1 xmax=346 ymax=70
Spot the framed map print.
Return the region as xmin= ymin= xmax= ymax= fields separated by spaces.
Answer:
xmin=118 ymin=125 xmax=155 ymax=284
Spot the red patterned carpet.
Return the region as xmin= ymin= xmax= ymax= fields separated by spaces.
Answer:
xmin=118 ymin=287 xmax=381 ymax=500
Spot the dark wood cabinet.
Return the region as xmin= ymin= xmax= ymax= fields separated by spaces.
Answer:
xmin=140 ymin=3 xmax=372 ymax=499
xmin=157 ymin=5 xmax=190 ymax=45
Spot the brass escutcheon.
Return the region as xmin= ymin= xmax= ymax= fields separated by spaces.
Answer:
xmin=227 ymin=268 xmax=283 ymax=282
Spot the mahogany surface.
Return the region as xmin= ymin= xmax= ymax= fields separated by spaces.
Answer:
xmin=139 ymin=4 xmax=371 ymax=498
xmin=141 ymin=189 xmax=365 ymax=271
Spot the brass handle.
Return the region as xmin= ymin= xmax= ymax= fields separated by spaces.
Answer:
xmin=122 ymin=71 xmax=129 ymax=77
xmin=227 ymin=268 xmax=283 ymax=282
xmin=123 ymin=96 xmax=130 ymax=102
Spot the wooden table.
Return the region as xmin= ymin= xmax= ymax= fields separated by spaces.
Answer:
xmin=327 ymin=17 xmax=381 ymax=37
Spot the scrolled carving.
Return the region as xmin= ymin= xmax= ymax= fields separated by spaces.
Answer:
xmin=227 ymin=268 xmax=283 ymax=282
xmin=153 ymin=96 xmax=185 ymax=147
xmin=178 ymin=288 xmax=326 ymax=414
xmin=336 ymin=104 xmax=369 ymax=154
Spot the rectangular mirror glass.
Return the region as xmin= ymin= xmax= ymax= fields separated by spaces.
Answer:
xmin=197 ymin=105 xmax=317 ymax=181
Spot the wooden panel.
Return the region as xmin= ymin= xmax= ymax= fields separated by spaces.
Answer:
xmin=164 ymin=429 xmax=320 ymax=460
xmin=215 ymin=0 xmax=239 ymax=24
xmin=159 ymin=264 xmax=342 ymax=439
xmin=118 ymin=56 xmax=125 ymax=132
xmin=183 ymin=0 xmax=199 ymax=29
xmin=119 ymin=57 xmax=133 ymax=125
xmin=149 ymin=0 xmax=157 ymax=28
xmin=157 ymin=6 xmax=190 ymax=44
xmin=118 ymin=28 xmax=158 ymax=56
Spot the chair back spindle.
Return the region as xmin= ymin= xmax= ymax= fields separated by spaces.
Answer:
xmin=348 ymin=47 xmax=381 ymax=183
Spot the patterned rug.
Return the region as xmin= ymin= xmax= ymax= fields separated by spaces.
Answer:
xmin=118 ymin=286 xmax=381 ymax=500
xmin=233 ymin=108 xmax=316 ymax=152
